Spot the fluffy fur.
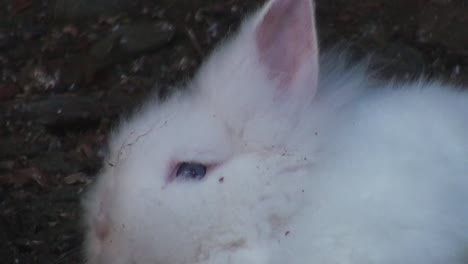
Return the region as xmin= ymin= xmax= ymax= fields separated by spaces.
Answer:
xmin=83 ymin=0 xmax=468 ymax=263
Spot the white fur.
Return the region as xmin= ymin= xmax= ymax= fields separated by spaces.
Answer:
xmin=83 ymin=0 xmax=468 ymax=263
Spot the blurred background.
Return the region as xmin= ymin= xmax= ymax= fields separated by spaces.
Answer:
xmin=1 ymin=0 xmax=467 ymax=262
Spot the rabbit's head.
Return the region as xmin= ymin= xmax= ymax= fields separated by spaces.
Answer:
xmin=84 ymin=0 xmax=322 ymax=263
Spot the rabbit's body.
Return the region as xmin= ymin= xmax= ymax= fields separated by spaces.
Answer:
xmin=84 ymin=0 xmax=468 ymax=263
xmin=297 ymin=82 xmax=468 ymax=264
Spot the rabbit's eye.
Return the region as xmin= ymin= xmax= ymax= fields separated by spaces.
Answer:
xmin=175 ymin=162 xmax=207 ymax=180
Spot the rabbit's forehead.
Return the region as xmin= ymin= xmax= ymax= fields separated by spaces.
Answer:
xmin=108 ymin=99 xmax=236 ymax=164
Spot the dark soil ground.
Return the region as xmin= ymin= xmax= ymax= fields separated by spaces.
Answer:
xmin=1 ymin=0 xmax=468 ymax=263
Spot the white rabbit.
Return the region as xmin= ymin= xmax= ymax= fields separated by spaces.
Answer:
xmin=83 ymin=0 xmax=468 ymax=263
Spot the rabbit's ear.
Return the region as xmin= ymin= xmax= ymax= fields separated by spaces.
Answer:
xmin=255 ymin=0 xmax=319 ymax=99
xmin=197 ymin=0 xmax=319 ymax=116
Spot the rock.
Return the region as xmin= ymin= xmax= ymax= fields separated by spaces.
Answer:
xmin=31 ymin=152 xmax=81 ymax=175
xmin=53 ymin=53 xmax=103 ymax=85
xmin=0 ymin=30 xmax=16 ymax=51
xmin=63 ymin=172 xmax=91 ymax=185
xmin=0 ymin=83 xmax=21 ymax=101
xmin=0 ymin=136 xmax=46 ymax=159
xmin=57 ymin=21 xmax=175 ymax=84
xmin=118 ymin=22 xmax=175 ymax=54
xmin=90 ymin=21 xmax=175 ymax=56
xmin=0 ymin=167 xmax=55 ymax=189
xmin=9 ymin=94 xmax=131 ymax=127
xmin=21 ymin=24 xmax=47 ymax=41
xmin=51 ymin=0 xmax=130 ymax=19
xmin=417 ymin=3 xmax=468 ymax=55
xmin=10 ymin=0 xmax=33 ymax=15
xmin=157 ymin=0 xmax=220 ymax=16
xmin=428 ymin=0 xmax=452 ymax=4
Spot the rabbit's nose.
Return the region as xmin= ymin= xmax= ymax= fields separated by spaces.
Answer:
xmin=95 ymin=219 xmax=110 ymax=242
xmin=93 ymin=202 xmax=111 ymax=242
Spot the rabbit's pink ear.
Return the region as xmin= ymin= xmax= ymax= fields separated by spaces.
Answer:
xmin=256 ymin=0 xmax=319 ymax=99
